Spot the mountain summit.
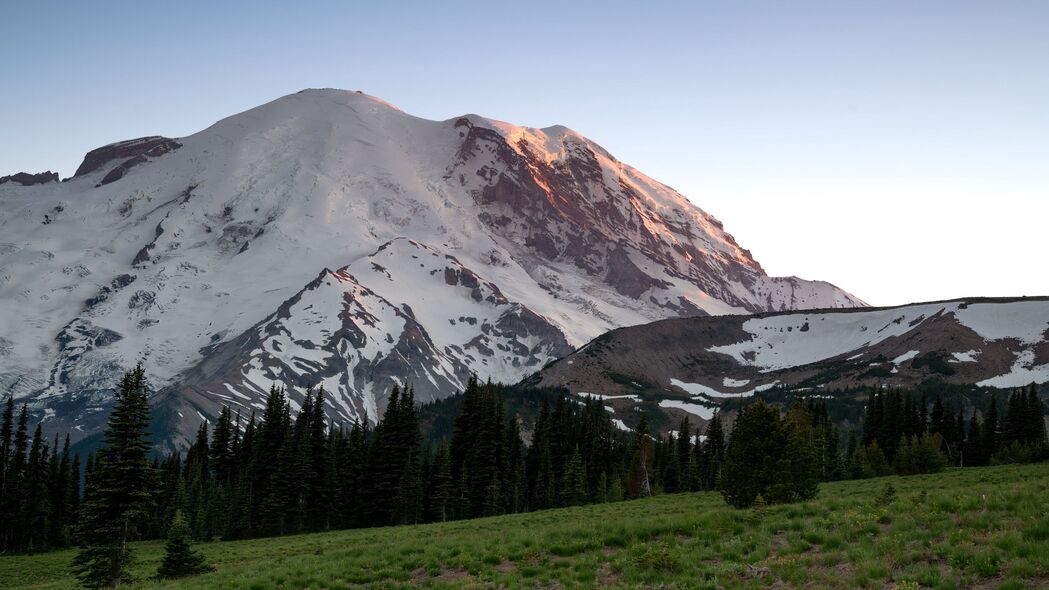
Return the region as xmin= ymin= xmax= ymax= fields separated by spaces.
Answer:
xmin=0 ymin=89 xmax=863 ymax=446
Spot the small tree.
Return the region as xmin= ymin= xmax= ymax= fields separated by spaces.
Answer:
xmin=894 ymin=433 xmax=947 ymax=475
xmin=157 ymin=510 xmax=213 ymax=579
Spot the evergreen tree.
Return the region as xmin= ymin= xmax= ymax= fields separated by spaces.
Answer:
xmin=626 ymin=413 xmax=652 ymax=498
xmin=48 ymin=435 xmax=73 ymax=547
xmin=73 ymin=365 xmax=155 ymax=588
xmin=701 ymin=412 xmax=726 ymax=490
xmin=982 ymin=394 xmax=999 ymax=462
xmin=22 ymin=424 xmax=51 ymax=551
xmin=156 ymin=510 xmax=212 ymax=579
xmin=560 ymin=447 xmax=588 ymax=506
xmin=721 ymin=400 xmax=818 ymax=508
xmin=0 ymin=396 xmax=13 ymax=544
xmin=426 ymin=444 xmax=453 ymax=522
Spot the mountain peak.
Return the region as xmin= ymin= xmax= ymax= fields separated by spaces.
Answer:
xmin=0 ymin=89 xmax=863 ymax=447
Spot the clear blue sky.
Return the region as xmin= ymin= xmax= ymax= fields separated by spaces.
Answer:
xmin=2 ymin=1 xmax=1047 ymax=306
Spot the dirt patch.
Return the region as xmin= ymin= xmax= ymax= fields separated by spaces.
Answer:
xmin=495 ymin=559 xmax=516 ymax=574
xmin=409 ymin=567 xmax=428 ymax=585
xmin=434 ymin=566 xmax=472 ymax=583
xmin=596 ymin=561 xmax=621 ymax=587
xmin=768 ymin=531 xmax=788 ymax=556
xmin=744 ymin=564 xmax=771 ymax=578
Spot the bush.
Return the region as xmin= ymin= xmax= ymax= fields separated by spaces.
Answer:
xmin=894 ymin=433 xmax=947 ymax=475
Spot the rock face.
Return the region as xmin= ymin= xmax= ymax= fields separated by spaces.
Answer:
xmin=73 ymin=136 xmax=183 ymax=178
xmin=0 ymin=89 xmax=862 ymax=448
xmin=0 ymin=171 xmax=59 ymax=186
xmin=527 ymin=297 xmax=1049 ymax=431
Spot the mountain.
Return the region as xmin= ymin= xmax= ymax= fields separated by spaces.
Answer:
xmin=527 ymin=297 xmax=1049 ymax=430
xmin=0 ymin=88 xmax=862 ymax=447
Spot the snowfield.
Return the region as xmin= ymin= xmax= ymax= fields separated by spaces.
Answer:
xmin=0 ymin=87 xmax=865 ymax=442
xmin=707 ymin=301 xmax=1049 ymax=388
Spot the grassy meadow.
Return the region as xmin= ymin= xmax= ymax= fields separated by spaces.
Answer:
xmin=3 ymin=462 xmax=1049 ymax=589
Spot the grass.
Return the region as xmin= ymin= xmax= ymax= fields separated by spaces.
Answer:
xmin=4 ymin=463 xmax=1049 ymax=589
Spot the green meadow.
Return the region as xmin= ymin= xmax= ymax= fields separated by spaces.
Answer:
xmin=4 ymin=462 xmax=1049 ymax=589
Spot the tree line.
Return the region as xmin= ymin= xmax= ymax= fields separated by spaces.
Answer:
xmin=851 ymin=385 xmax=1049 ymax=478
xmin=0 ymin=367 xmax=1045 ymax=585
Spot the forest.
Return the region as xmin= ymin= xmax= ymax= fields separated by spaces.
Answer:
xmin=0 ymin=367 xmax=1046 ymax=584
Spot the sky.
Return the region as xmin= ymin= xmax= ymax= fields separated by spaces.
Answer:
xmin=1 ymin=1 xmax=1046 ymax=307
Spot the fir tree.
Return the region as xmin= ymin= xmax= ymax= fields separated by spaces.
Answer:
xmin=721 ymin=400 xmax=818 ymax=508
xmin=73 ymin=365 xmax=155 ymax=588
xmin=701 ymin=412 xmax=726 ymax=490
xmin=626 ymin=413 xmax=652 ymax=498
xmin=156 ymin=510 xmax=213 ymax=579
xmin=560 ymin=447 xmax=588 ymax=506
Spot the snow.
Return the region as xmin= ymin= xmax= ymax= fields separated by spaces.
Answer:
xmin=723 ymin=377 xmax=750 ymax=387
xmin=978 ymin=350 xmax=1049 ymax=388
xmin=579 ymin=392 xmax=641 ymax=402
xmin=0 ymin=87 xmax=862 ymax=434
xmin=670 ymin=378 xmax=779 ymax=399
xmin=699 ymin=300 xmax=1049 ymax=387
xmin=892 ymin=350 xmax=920 ymax=364
xmin=708 ymin=304 xmax=956 ymax=372
xmin=659 ymin=399 xmax=716 ymax=420
xmin=955 ymin=302 xmax=1049 ymax=345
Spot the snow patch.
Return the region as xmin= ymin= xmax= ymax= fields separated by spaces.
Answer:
xmin=892 ymin=350 xmax=920 ymax=364
xmin=659 ymin=399 xmax=716 ymax=420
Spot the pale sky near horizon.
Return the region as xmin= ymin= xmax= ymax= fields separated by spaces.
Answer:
xmin=2 ymin=1 xmax=1046 ymax=307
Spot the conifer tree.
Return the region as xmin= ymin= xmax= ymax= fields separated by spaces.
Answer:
xmin=701 ymin=412 xmax=726 ymax=490
xmin=0 ymin=396 xmax=12 ymax=529
xmin=22 ymin=424 xmax=51 ymax=551
xmin=626 ymin=413 xmax=652 ymax=498
xmin=156 ymin=510 xmax=212 ymax=579
xmin=721 ymin=400 xmax=818 ymax=508
xmin=73 ymin=365 xmax=155 ymax=588
xmin=560 ymin=447 xmax=588 ymax=506
xmin=982 ymin=394 xmax=999 ymax=462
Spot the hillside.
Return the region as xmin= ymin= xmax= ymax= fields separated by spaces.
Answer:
xmin=3 ymin=463 xmax=1048 ymax=589
xmin=527 ymin=297 xmax=1049 ymax=430
xmin=0 ymin=89 xmax=862 ymax=447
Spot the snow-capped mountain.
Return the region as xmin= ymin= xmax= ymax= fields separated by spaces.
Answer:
xmin=529 ymin=298 xmax=1049 ymax=429
xmin=0 ymin=89 xmax=862 ymax=446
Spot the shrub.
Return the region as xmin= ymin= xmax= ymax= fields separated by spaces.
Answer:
xmin=894 ymin=433 xmax=947 ymax=475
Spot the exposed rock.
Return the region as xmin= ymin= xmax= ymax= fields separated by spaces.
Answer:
xmin=528 ymin=298 xmax=1049 ymax=427
xmin=0 ymin=171 xmax=59 ymax=186
xmin=74 ymin=136 xmax=182 ymax=178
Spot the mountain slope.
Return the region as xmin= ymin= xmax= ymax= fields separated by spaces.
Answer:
xmin=527 ymin=297 xmax=1049 ymax=428
xmin=0 ymin=89 xmax=861 ymax=444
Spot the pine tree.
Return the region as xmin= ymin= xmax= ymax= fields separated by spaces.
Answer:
xmin=22 ymin=424 xmax=51 ymax=551
xmin=426 ymin=444 xmax=453 ymax=522
xmin=156 ymin=510 xmax=212 ymax=579
xmin=626 ymin=413 xmax=652 ymax=498
xmin=560 ymin=447 xmax=588 ymax=506
xmin=930 ymin=394 xmax=945 ymax=437
xmin=2 ymin=403 xmax=28 ymax=551
xmin=0 ymin=396 xmax=13 ymax=544
xmin=701 ymin=412 xmax=726 ymax=490
xmin=982 ymin=394 xmax=999 ymax=462
xmin=48 ymin=435 xmax=73 ymax=547
xmin=73 ymin=365 xmax=155 ymax=588
xmin=721 ymin=400 xmax=818 ymax=508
